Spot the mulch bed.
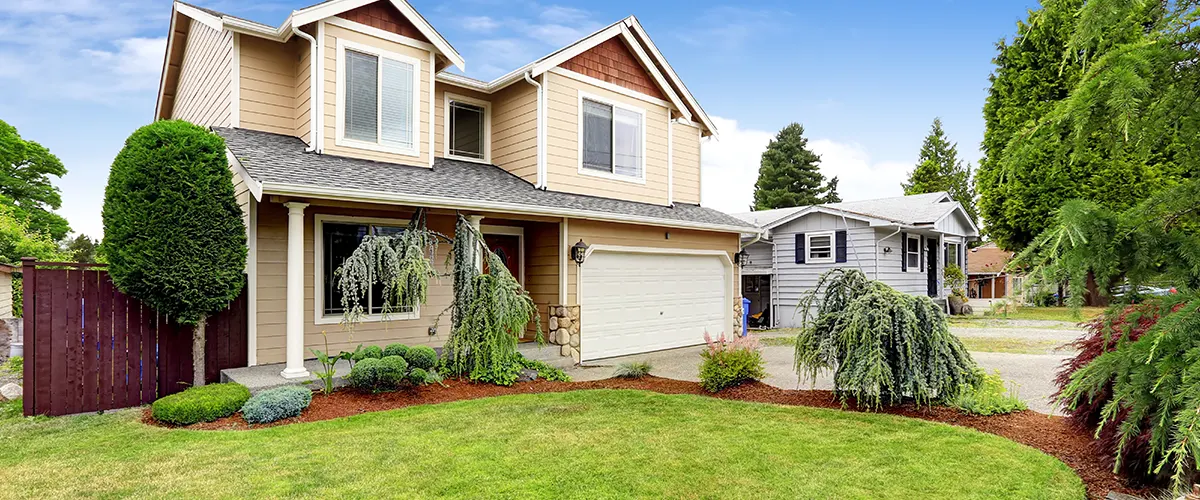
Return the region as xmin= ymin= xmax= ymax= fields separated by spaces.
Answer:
xmin=142 ymin=376 xmax=1148 ymax=499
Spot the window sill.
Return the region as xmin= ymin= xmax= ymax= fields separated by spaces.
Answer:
xmin=578 ymin=167 xmax=646 ymax=185
xmin=335 ymin=136 xmax=420 ymax=159
xmin=314 ymin=311 xmax=420 ymax=325
xmin=445 ymin=153 xmax=491 ymax=165
xmin=807 ymin=258 xmax=835 ymax=265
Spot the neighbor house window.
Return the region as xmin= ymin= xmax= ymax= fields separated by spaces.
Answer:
xmin=321 ymin=221 xmax=416 ymax=319
xmin=338 ymin=39 xmax=420 ymax=155
xmin=446 ymin=96 xmax=488 ymax=161
xmin=906 ymin=234 xmax=921 ymax=271
xmin=581 ymin=95 xmax=643 ymax=179
xmin=806 ymin=231 xmax=834 ymax=264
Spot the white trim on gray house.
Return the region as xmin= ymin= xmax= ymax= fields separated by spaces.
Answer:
xmin=732 ymin=192 xmax=979 ymax=329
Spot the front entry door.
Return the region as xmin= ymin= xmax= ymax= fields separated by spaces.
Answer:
xmin=926 ymin=239 xmax=939 ymax=297
xmin=483 ymin=234 xmax=521 ymax=281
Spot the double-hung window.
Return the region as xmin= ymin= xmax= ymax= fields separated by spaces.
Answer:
xmin=906 ymin=234 xmax=921 ymax=271
xmin=580 ymin=94 xmax=644 ymax=181
xmin=338 ymin=39 xmax=421 ymax=156
xmin=806 ymin=231 xmax=835 ymax=264
xmin=319 ymin=219 xmax=417 ymax=322
xmin=445 ymin=95 xmax=489 ymax=162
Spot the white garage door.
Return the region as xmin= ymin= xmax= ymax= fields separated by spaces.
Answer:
xmin=580 ymin=251 xmax=729 ymax=361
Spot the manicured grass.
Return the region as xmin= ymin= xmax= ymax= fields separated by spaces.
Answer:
xmin=982 ymin=306 xmax=1105 ymax=322
xmin=958 ymin=337 xmax=1070 ymax=355
xmin=760 ymin=335 xmax=798 ymax=347
xmin=0 ymin=390 xmax=1082 ymax=499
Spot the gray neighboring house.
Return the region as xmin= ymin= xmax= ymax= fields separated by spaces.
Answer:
xmin=732 ymin=192 xmax=979 ymax=329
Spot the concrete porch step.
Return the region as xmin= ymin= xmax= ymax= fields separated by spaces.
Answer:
xmin=517 ymin=342 xmax=575 ymax=370
xmin=221 ymin=359 xmax=353 ymax=394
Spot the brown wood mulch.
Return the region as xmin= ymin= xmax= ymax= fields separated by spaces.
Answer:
xmin=142 ymin=376 xmax=1148 ymax=500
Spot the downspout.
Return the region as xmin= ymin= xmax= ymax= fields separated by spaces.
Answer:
xmin=524 ymin=71 xmax=546 ymax=189
xmin=739 ymin=231 xmax=763 ymax=251
xmin=877 ymin=225 xmax=904 ymax=281
xmin=292 ymin=26 xmax=319 ymax=153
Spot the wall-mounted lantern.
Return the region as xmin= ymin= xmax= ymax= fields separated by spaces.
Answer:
xmin=571 ymin=239 xmax=588 ymax=265
xmin=734 ymin=250 xmax=749 ymax=267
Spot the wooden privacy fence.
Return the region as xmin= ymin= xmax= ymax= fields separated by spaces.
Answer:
xmin=21 ymin=259 xmax=248 ymax=416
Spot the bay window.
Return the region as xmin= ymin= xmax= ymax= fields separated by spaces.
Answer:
xmin=580 ymin=94 xmax=644 ymax=180
xmin=337 ymin=39 xmax=421 ymax=156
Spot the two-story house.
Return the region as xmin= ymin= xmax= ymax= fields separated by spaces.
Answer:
xmin=154 ymin=0 xmax=754 ymax=377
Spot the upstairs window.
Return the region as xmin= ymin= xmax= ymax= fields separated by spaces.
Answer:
xmin=338 ymin=39 xmax=421 ymax=156
xmin=446 ymin=96 xmax=489 ymax=162
xmin=580 ymin=95 xmax=644 ymax=180
xmin=806 ymin=232 xmax=834 ymax=264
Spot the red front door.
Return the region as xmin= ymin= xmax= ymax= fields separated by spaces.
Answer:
xmin=483 ymin=233 xmax=521 ymax=283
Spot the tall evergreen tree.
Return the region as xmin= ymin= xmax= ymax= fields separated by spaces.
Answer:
xmin=752 ymin=123 xmax=839 ymax=210
xmin=903 ymin=118 xmax=978 ymax=226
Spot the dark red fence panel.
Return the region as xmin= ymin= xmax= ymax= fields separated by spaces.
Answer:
xmin=21 ymin=259 xmax=248 ymax=416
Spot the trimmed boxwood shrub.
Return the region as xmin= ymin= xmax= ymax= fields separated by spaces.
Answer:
xmin=404 ymin=345 xmax=438 ymax=371
xmin=379 ymin=355 xmax=409 ymax=387
xmin=353 ymin=345 xmax=383 ymax=362
xmin=383 ymin=343 xmax=409 ymax=358
xmin=151 ymin=383 xmax=251 ymax=425
xmin=241 ymin=386 xmax=313 ymax=424
xmin=349 ymin=356 xmax=409 ymax=392
xmin=409 ymin=367 xmax=428 ymax=385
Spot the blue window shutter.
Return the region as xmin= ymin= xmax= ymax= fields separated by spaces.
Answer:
xmin=900 ymin=232 xmax=908 ymax=272
xmin=835 ymin=231 xmax=848 ymax=263
xmin=795 ymin=233 xmax=805 ymax=264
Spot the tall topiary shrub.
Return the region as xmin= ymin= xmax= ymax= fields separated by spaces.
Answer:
xmin=103 ymin=120 xmax=247 ymax=387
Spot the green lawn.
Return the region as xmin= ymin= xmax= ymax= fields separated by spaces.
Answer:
xmin=958 ymin=336 xmax=1070 ymax=355
xmin=0 ymin=390 xmax=1082 ymax=499
xmin=981 ymin=306 xmax=1105 ymax=322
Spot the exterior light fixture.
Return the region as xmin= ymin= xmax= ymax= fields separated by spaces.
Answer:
xmin=571 ymin=239 xmax=588 ymax=265
xmin=734 ymin=250 xmax=749 ymax=267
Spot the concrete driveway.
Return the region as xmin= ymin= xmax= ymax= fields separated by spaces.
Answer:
xmin=559 ymin=319 xmax=1082 ymax=415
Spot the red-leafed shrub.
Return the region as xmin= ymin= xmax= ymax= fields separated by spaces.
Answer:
xmin=1054 ymin=299 xmax=1189 ymax=485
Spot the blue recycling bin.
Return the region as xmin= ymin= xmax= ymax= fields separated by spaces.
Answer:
xmin=741 ymin=297 xmax=751 ymax=336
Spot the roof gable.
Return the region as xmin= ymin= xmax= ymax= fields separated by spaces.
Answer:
xmin=339 ymin=1 xmax=429 ymax=44
xmin=561 ymin=37 xmax=666 ymax=100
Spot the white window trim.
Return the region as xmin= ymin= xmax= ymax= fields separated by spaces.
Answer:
xmin=806 ymin=231 xmax=835 ymax=264
xmin=334 ymin=38 xmax=422 ymax=158
xmin=443 ymin=92 xmax=492 ymax=164
xmin=906 ymin=234 xmax=921 ymax=273
xmin=313 ymin=214 xmax=419 ymax=325
xmin=576 ymin=90 xmax=647 ymax=185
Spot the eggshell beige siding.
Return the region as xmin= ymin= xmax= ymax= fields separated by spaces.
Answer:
xmin=0 ymin=271 xmax=12 ymax=319
xmin=672 ymin=120 xmax=702 ymax=204
xmin=544 ymin=71 xmax=670 ymax=205
xmin=321 ymin=23 xmax=432 ymax=168
xmin=238 ymin=35 xmax=300 ymax=136
xmin=433 ymin=82 xmax=492 ymax=160
xmin=490 ymin=82 xmax=539 ymax=183
xmin=293 ymin=34 xmax=313 ymax=143
xmin=172 ymin=19 xmax=233 ymax=127
xmin=564 ymin=218 xmax=739 ymax=305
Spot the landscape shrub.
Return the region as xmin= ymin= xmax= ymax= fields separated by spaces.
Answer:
xmin=794 ymin=269 xmax=978 ymax=409
xmin=408 ymin=367 xmax=428 ymax=385
xmin=403 ymin=345 xmax=438 ymax=371
xmin=383 ymin=343 xmax=409 ymax=358
xmin=240 ymin=386 xmax=312 ymax=424
xmin=348 ymin=358 xmax=384 ymax=391
xmin=699 ymin=333 xmax=765 ymax=393
xmin=151 ymin=383 xmax=250 ymax=425
xmin=952 ymin=370 xmax=1026 ymax=416
xmin=352 ymin=345 xmax=384 ymax=362
xmin=379 ymin=355 xmax=409 ymax=387
xmin=1054 ymin=298 xmax=1189 ymax=486
xmin=515 ymin=354 xmax=571 ymax=382
xmin=613 ymin=361 xmax=652 ymax=379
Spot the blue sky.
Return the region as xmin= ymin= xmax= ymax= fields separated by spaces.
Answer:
xmin=0 ymin=0 xmax=1040 ymax=239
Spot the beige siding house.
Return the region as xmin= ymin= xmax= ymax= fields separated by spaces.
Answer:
xmin=155 ymin=0 xmax=751 ymax=375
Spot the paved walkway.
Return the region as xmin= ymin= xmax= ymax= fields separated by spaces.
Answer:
xmin=560 ymin=320 xmax=1083 ymax=415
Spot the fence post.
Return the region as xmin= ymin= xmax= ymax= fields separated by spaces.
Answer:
xmin=20 ymin=257 xmax=34 ymax=416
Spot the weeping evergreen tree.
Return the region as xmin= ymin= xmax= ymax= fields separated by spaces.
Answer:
xmin=793 ymin=269 xmax=978 ymax=409
xmin=335 ymin=211 xmax=540 ymax=386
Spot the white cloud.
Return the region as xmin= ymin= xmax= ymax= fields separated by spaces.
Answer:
xmin=462 ymin=16 xmax=500 ymax=33
xmin=701 ymin=117 xmax=910 ymax=214
xmin=677 ymin=6 xmax=788 ymax=52
xmin=437 ymin=3 xmax=602 ymax=80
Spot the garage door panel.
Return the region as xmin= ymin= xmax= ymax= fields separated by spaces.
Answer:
xmin=581 ymin=252 xmax=729 ymax=361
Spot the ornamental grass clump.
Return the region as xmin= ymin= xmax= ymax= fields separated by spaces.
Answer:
xmin=241 ymin=386 xmax=312 ymax=424
xmin=794 ymin=269 xmax=978 ymax=409
xmin=698 ymin=332 xmax=766 ymax=393
xmin=151 ymin=383 xmax=251 ymax=425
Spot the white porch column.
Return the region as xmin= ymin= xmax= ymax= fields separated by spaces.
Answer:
xmin=281 ymin=202 xmax=310 ymax=379
xmin=468 ymin=215 xmax=484 ymax=270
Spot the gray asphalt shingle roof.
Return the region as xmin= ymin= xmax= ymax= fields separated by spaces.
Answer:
xmin=731 ymin=192 xmax=960 ymax=228
xmin=215 ymin=127 xmax=753 ymax=230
